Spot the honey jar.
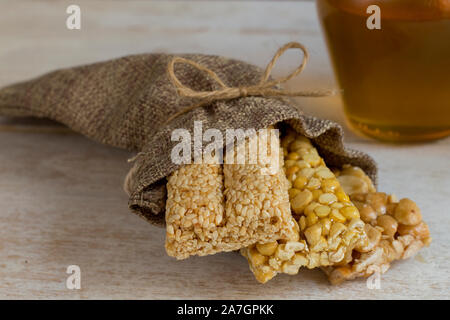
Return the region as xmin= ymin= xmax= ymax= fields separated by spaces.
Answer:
xmin=317 ymin=0 xmax=450 ymax=141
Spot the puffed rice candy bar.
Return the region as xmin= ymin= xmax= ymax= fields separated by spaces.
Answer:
xmin=165 ymin=163 xmax=225 ymax=259
xmin=322 ymin=167 xmax=432 ymax=285
xmin=241 ymin=130 xmax=368 ymax=283
xmin=165 ymin=128 xmax=298 ymax=259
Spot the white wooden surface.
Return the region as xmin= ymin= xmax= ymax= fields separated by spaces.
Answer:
xmin=0 ymin=0 xmax=448 ymax=299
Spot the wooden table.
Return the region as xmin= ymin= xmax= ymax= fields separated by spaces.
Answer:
xmin=0 ymin=0 xmax=448 ymax=299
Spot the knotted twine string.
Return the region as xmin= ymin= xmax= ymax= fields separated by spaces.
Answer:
xmin=128 ymin=42 xmax=335 ymax=163
xmin=165 ymin=41 xmax=336 ymax=124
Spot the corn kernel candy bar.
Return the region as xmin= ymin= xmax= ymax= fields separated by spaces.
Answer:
xmin=165 ymin=129 xmax=298 ymax=260
xmin=322 ymin=168 xmax=432 ymax=285
xmin=241 ymin=130 xmax=368 ymax=283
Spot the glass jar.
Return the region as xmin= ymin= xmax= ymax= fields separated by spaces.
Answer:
xmin=316 ymin=0 xmax=450 ymax=142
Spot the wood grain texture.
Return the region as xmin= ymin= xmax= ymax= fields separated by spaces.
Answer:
xmin=0 ymin=0 xmax=448 ymax=299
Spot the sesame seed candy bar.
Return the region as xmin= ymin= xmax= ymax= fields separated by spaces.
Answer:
xmin=222 ymin=128 xmax=299 ymax=246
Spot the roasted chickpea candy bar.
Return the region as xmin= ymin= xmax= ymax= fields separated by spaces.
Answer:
xmin=322 ymin=168 xmax=431 ymax=285
xmin=334 ymin=164 xmax=376 ymax=195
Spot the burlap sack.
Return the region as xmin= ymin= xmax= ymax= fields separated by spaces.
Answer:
xmin=0 ymin=49 xmax=377 ymax=227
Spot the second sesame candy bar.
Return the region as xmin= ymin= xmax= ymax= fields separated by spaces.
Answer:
xmin=222 ymin=128 xmax=299 ymax=245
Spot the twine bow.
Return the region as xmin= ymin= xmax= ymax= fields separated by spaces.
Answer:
xmin=166 ymin=42 xmax=335 ymax=123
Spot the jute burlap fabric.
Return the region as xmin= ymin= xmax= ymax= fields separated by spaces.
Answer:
xmin=0 ymin=52 xmax=377 ymax=227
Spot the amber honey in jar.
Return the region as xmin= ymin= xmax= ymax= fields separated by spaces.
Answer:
xmin=316 ymin=0 xmax=450 ymax=142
